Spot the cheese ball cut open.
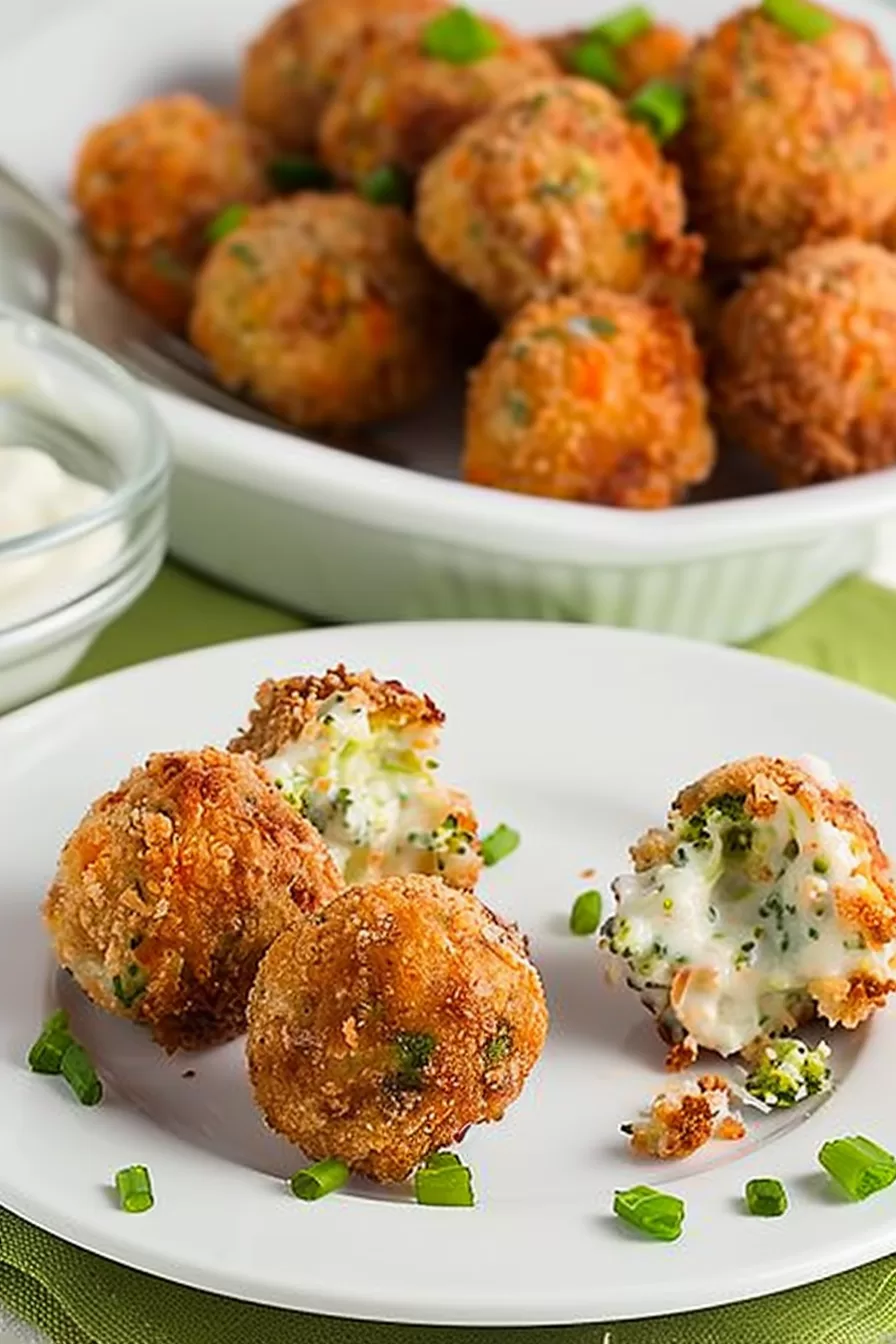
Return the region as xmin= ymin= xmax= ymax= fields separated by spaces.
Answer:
xmin=246 ymin=875 xmax=549 ymax=1181
xmin=42 ymin=748 xmax=342 ymax=1051
xmin=602 ymin=756 xmax=896 ymax=1062
xmin=230 ymin=666 xmax=482 ymax=888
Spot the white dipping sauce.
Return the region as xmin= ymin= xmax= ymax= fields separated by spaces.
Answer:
xmin=0 ymin=446 xmax=122 ymax=630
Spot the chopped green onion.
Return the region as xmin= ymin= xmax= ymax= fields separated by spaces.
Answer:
xmin=289 ymin=1158 xmax=350 ymax=1201
xmin=360 ymin=165 xmax=413 ymax=208
xmin=267 ymin=155 xmax=334 ymax=193
xmin=745 ymin=1177 xmax=788 ymax=1217
xmin=27 ymin=1010 xmax=72 ymax=1074
xmin=422 ymin=1151 xmax=463 ymax=1170
xmin=115 ymin=1165 xmax=154 ymax=1214
xmin=481 ymin=824 xmax=520 ymax=867
xmin=818 ymin=1136 xmax=896 ymax=1201
xmin=415 ymin=1161 xmax=475 ymax=1206
xmin=61 ymin=1043 xmax=103 ymax=1106
xmin=613 ymin=1185 xmax=684 ymax=1241
xmin=570 ymin=36 xmax=620 ymax=89
xmin=761 ymin=0 xmax=834 ymax=40
xmin=421 ymin=7 xmax=500 ymax=64
xmin=229 ymin=242 xmax=260 ymax=269
xmin=204 ymin=203 xmax=250 ymax=243
xmin=813 ymin=856 xmax=830 ymax=874
xmin=570 ymin=889 xmax=603 ymax=936
xmin=593 ymin=5 xmax=654 ymax=46
xmin=627 ymin=79 xmax=686 ymax=143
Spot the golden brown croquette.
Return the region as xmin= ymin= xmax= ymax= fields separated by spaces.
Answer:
xmin=415 ymin=77 xmax=699 ymax=321
xmin=72 ymin=94 xmax=270 ymax=331
xmin=246 ymin=874 xmax=548 ymax=1181
xmin=42 ymin=747 xmax=342 ymax=1051
xmin=712 ymin=240 xmax=896 ymax=486
xmin=679 ymin=5 xmax=896 ymax=267
xmin=464 ymin=289 xmax=715 ymax=508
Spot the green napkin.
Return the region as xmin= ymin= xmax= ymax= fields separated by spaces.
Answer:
xmin=5 ymin=563 xmax=896 ymax=1344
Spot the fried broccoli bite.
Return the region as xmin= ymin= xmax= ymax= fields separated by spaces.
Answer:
xmin=602 ymin=756 xmax=896 ymax=1064
xmin=318 ymin=9 xmax=556 ymax=186
xmin=464 ymin=289 xmax=714 ymax=508
xmin=240 ymin=0 xmax=443 ymax=154
xmin=741 ymin=1036 xmax=832 ymax=1109
xmin=712 ymin=240 xmax=896 ymax=486
xmin=246 ymin=874 xmax=548 ymax=1181
xmin=625 ymin=1074 xmax=745 ymax=1159
xmin=229 ymin=666 xmax=482 ymax=889
xmin=42 ymin=748 xmax=342 ymax=1052
xmin=72 ymin=94 xmax=270 ymax=330
xmin=543 ymin=16 xmax=689 ymax=98
xmin=189 ymin=194 xmax=450 ymax=428
xmin=416 ymin=77 xmax=699 ymax=320
xmin=679 ymin=4 xmax=896 ymax=267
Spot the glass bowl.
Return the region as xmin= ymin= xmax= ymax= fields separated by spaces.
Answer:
xmin=0 ymin=305 xmax=169 ymax=713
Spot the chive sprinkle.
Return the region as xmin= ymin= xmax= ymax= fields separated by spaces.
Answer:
xmin=818 ymin=1136 xmax=896 ymax=1201
xmin=204 ymin=203 xmax=250 ymax=243
xmin=570 ymin=889 xmax=602 ymax=936
xmin=421 ymin=6 xmax=500 ymax=64
xmin=27 ymin=1010 xmax=72 ymax=1075
xmin=481 ymin=824 xmax=520 ymax=867
xmin=360 ymin=165 xmax=413 ymax=208
xmin=570 ymin=36 xmax=620 ymax=89
xmin=61 ymin=1042 xmax=103 ymax=1106
xmin=745 ymin=1177 xmax=788 ymax=1217
xmin=267 ymin=155 xmax=334 ymax=194
xmin=115 ymin=1165 xmax=154 ymax=1214
xmin=761 ymin=0 xmax=834 ymax=40
xmin=415 ymin=1159 xmax=475 ymax=1206
xmin=613 ymin=1185 xmax=684 ymax=1241
xmin=627 ymin=79 xmax=686 ymax=143
xmin=290 ymin=1158 xmax=350 ymax=1201
xmin=593 ymin=5 xmax=654 ymax=46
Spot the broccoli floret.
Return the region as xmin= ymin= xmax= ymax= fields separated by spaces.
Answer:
xmin=408 ymin=814 xmax=474 ymax=857
xmin=679 ymin=793 xmax=751 ymax=853
xmin=744 ymin=1037 xmax=832 ymax=1108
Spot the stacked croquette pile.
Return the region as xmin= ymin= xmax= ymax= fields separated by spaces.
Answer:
xmin=72 ymin=0 xmax=896 ymax=501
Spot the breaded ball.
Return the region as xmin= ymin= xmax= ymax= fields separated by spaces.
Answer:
xmin=416 ymin=77 xmax=700 ymax=320
xmin=229 ymin=665 xmax=482 ymax=889
xmin=240 ymin=0 xmax=443 ymax=154
xmin=247 ymin=875 xmax=549 ymax=1181
xmin=189 ymin=194 xmax=450 ymax=428
xmin=72 ymin=94 xmax=270 ymax=330
xmin=318 ymin=14 xmax=556 ymax=185
xmin=465 ymin=289 xmax=715 ymax=508
xmin=712 ymin=240 xmax=896 ymax=486
xmin=42 ymin=748 xmax=342 ymax=1051
xmin=542 ymin=21 xmax=689 ymax=97
xmin=680 ymin=4 xmax=896 ymax=267
xmin=603 ymin=754 xmax=896 ymax=1063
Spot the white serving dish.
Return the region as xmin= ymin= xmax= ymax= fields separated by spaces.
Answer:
xmin=0 ymin=0 xmax=895 ymax=641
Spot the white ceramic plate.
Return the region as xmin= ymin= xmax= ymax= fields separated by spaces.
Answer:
xmin=1 ymin=0 xmax=896 ymax=640
xmin=2 ymin=622 xmax=896 ymax=1325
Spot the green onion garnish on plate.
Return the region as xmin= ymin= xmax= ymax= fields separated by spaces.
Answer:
xmin=27 ymin=1010 xmax=72 ymax=1075
xmin=421 ymin=7 xmax=500 ymax=64
xmin=414 ymin=1154 xmax=475 ymax=1206
xmin=115 ymin=1165 xmax=154 ymax=1214
xmin=204 ymin=203 xmax=250 ymax=243
xmin=745 ymin=1177 xmax=788 ymax=1217
xmin=570 ymin=888 xmax=602 ymax=936
xmin=61 ymin=1042 xmax=103 ymax=1106
xmin=570 ymin=36 xmax=620 ymax=89
xmin=613 ymin=1185 xmax=684 ymax=1240
xmin=267 ymin=156 xmax=334 ymax=194
xmin=481 ymin=824 xmax=520 ymax=867
xmin=627 ymin=79 xmax=686 ymax=143
xmin=593 ymin=5 xmax=654 ymax=46
xmin=360 ymin=165 xmax=413 ymax=208
xmin=818 ymin=1136 xmax=896 ymax=1201
xmin=761 ymin=0 xmax=834 ymax=40
xmin=289 ymin=1158 xmax=350 ymax=1201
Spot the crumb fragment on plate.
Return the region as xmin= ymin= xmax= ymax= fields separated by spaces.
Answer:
xmin=625 ymin=1073 xmax=745 ymax=1160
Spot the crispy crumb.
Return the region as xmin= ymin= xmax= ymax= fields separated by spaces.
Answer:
xmin=628 ymin=1074 xmax=745 ymax=1159
xmin=665 ymin=1038 xmax=699 ymax=1072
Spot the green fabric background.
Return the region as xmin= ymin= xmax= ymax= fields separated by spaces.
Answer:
xmin=4 ymin=563 xmax=896 ymax=1344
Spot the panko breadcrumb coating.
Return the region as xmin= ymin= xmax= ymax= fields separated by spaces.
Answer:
xmin=42 ymin=748 xmax=342 ymax=1052
xmin=626 ymin=1074 xmax=745 ymax=1159
xmin=416 ymin=78 xmax=700 ymax=321
xmin=246 ymin=874 xmax=548 ymax=1181
xmin=230 ymin=666 xmax=482 ymax=889
xmin=679 ymin=4 xmax=896 ymax=266
xmin=318 ymin=14 xmax=556 ymax=185
xmin=542 ymin=22 xmax=689 ymax=97
xmin=72 ymin=94 xmax=270 ymax=331
xmin=240 ymin=0 xmax=443 ymax=153
xmin=464 ymin=289 xmax=715 ymax=509
xmin=189 ymin=194 xmax=450 ymax=428
xmin=712 ymin=240 xmax=896 ymax=486
xmin=603 ymin=755 xmax=896 ymax=1065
